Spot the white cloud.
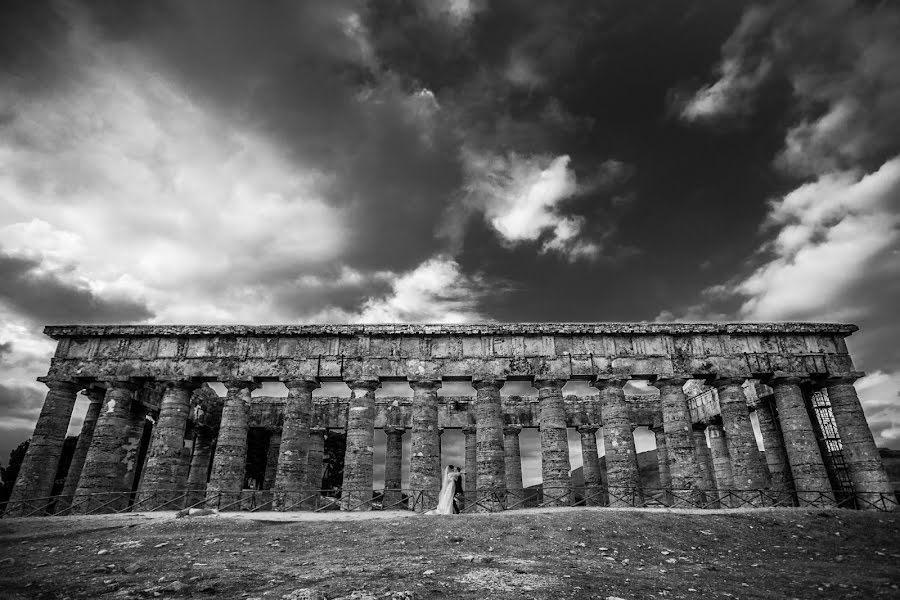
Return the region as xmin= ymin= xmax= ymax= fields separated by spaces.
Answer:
xmin=855 ymin=370 xmax=900 ymax=447
xmin=462 ymin=150 xmax=599 ymax=261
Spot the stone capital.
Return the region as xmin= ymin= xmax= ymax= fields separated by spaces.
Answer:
xmin=711 ymin=377 xmax=745 ymax=389
xmin=38 ymin=379 xmax=80 ymax=393
xmin=408 ymin=378 xmax=442 ymax=391
xmin=825 ymin=374 xmax=863 ymax=386
xmin=577 ymin=424 xmax=599 ymax=435
xmin=591 ymin=377 xmax=627 ymax=390
xmin=532 ymin=377 xmax=566 ymax=390
xmin=383 ymin=425 xmax=406 ymax=436
xmin=461 ymin=425 xmax=477 ymax=435
xmin=767 ymin=375 xmax=806 ymax=388
xmin=655 ymin=377 xmax=687 ymax=391
xmin=222 ymin=380 xmax=260 ymax=393
xmin=345 ymin=378 xmax=380 ymax=392
xmin=309 ymin=426 xmax=327 ymax=436
xmin=503 ymin=424 xmax=523 ymax=436
xmin=98 ymin=379 xmax=141 ymax=392
xmin=472 ymin=378 xmax=505 ymax=391
xmin=282 ymin=377 xmax=321 ymax=392
xmin=164 ymin=379 xmax=201 ymax=392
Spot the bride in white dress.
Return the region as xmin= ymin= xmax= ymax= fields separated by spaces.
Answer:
xmin=425 ymin=466 xmax=461 ymax=515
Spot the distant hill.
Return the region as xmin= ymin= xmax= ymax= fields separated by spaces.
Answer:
xmin=879 ymin=448 xmax=900 ymax=491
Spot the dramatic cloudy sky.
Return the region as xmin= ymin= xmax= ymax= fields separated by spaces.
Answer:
xmin=2 ymin=1 xmax=899 ymax=476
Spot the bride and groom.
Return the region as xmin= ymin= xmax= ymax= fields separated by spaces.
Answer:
xmin=424 ymin=465 xmax=464 ymax=515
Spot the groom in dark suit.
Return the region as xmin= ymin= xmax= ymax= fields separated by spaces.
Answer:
xmin=452 ymin=465 xmax=464 ymax=513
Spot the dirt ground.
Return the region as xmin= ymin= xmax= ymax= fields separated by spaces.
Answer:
xmin=0 ymin=506 xmax=898 ymax=600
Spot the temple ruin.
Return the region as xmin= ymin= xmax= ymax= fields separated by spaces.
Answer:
xmin=4 ymin=322 xmax=897 ymax=516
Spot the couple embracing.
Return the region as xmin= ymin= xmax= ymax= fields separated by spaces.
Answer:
xmin=425 ymin=465 xmax=464 ymax=515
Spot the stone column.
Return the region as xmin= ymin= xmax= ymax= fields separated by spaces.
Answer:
xmin=462 ymin=425 xmax=477 ymax=505
xmin=274 ymin=378 xmax=318 ymax=510
xmin=205 ymin=381 xmax=257 ymax=509
xmin=652 ymin=426 xmax=671 ymax=504
xmin=658 ymin=378 xmax=705 ymax=506
xmin=578 ymin=425 xmax=602 ymax=506
xmin=692 ymin=426 xmax=717 ymax=499
xmin=770 ymin=378 xmax=835 ymax=506
xmin=186 ymin=427 xmax=214 ymax=506
xmin=57 ymin=386 xmax=105 ymax=512
xmin=714 ymin=379 xmax=768 ymax=505
xmin=341 ymin=378 xmax=379 ymax=511
xmin=306 ymin=427 xmax=327 ymax=493
xmin=473 ymin=378 xmax=506 ymax=512
xmin=122 ymin=401 xmax=149 ymax=494
xmin=72 ymin=382 xmax=139 ymax=513
xmin=6 ymin=380 xmax=80 ymax=516
xmin=707 ymin=422 xmax=734 ymax=506
xmin=595 ymin=378 xmax=640 ymax=507
xmin=503 ymin=425 xmax=524 ymax=504
xmin=137 ymin=381 xmax=196 ymax=508
xmin=383 ymin=425 xmax=405 ymax=508
xmin=534 ymin=378 xmax=572 ymax=507
xmin=263 ymin=432 xmax=281 ymax=490
xmin=408 ymin=379 xmax=442 ymax=512
xmin=753 ymin=398 xmax=793 ymax=503
xmin=826 ymin=377 xmax=898 ymax=510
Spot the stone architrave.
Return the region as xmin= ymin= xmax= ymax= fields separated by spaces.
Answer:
xmin=137 ymin=381 xmax=197 ymax=508
xmin=206 ymin=381 xmax=258 ymax=509
xmin=534 ymin=378 xmax=572 ymax=507
xmin=473 ymin=378 xmax=506 ymax=512
xmin=306 ymin=427 xmax=327 ymax=495
xmin=263 ymin=432 xmax=281 ymax=490
xmin=595 ymin=379 xmax=640 ymax=507
xmin=6 ymin=380 xmax=80 ymax=516
xmin=770 ymin=378 xmax=834 ymax=507
xmin=72 ymin=382 xmax=140 ymax=513
xmin=692 ymin=426 xmax=717 ymax=500
xmin=578 ymin=425 xmax=602 ymax=506
xmin=826 ymin=378 xmax=898 ymax=510
xmin=341 ymin=379 xmax=380 ymax=511
xmin=186 ymin=427 xmax=215 ymax=506
xmin=273 ymin=378 xmax=318 ymax=510
xmin=462 ymin=425 xmax=477 ymax=504
xmin=658 ymin=378 xmax=704 ymax=506
xmin=503 ymin=425 xmax=524 ymax=503
xmin=714 ymin=379 xmax=768 ymax=505
xmin=383 ymin=425 xmax=405 ymax=508
xmin=409 ymin=379 xmax=441 ymax=512
xmin=707 ymin=422 xmax=734 ymax=507
xmin=57 ymin=386 xmax=105 ymax=512
xmin=753 ymin=399 xmax=793 ymax=502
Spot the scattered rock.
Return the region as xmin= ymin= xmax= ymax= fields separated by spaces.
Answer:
xmin=124 ymin=563 xmax=140 ymax=574
xmin=422 ymin=570 xmax=435 ymax=576
xmin=97 ymin=549 xmax=109 ymax=555
xmin=282 ymin=589 xmax=324 ymax=600
xmin=153 ymin=542 xmax=169 ymax=548
xmin=0 ymin=558 xmax=14 ymax=566
xmin=163 ymin=580 xmax=187 ymax=593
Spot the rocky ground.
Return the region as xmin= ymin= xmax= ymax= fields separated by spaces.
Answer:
xmin=0 ymin=506 xmax=898 ymax=600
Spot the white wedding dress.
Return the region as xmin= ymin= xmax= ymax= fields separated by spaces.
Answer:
xmin=425 ymin=467 xmax=459 ymax=515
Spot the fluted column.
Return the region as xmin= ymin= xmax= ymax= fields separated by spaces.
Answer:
xmin=595 ymin=378 xmax=640 ymax=507
xmin=652 ymin=426 xmax=671 ymax=503
xmin=826 ymin=377 xmax=898 ymax=510
xmin=137 ymin=381 xmax=197 ymax=508
xmin=658 ymin=378 xmax=705 ymax=506
xmin=462 ymin=425 xmax=477 ymax=504
xmin=72 ymin=382 xmax=139 ymax=513
xmin=753 ymin=398 xmax=793 ymax=503
xmin=534 ymin=378 xmax=572 ymax=507
xmin=578 ymin=425 xmax=602 ymax=506
xmin=692 ymin=426 xmax=717 ymax=500
xmin=206 ymin=381 xmax=258 ymax=509
xmin=306 ymin=427 xmax=327 ymax=493
xmin=7 ymin=380 xmax=80 ymax=516
xmin=770 ymin=378 xmax=834 ymax=506
xmin=714 ymin=379 xmax=768 ymax=505
xmin=503 ymin=425 xmax=524 ymax=503
xmin=473 ymin=378 xmax=506 ymax=512
xmin=186 ymin=427 xmax=214 ymax=506
xmin=341 ymin=378 xmax=379 ymax=511
xmin=408 ymin=379 xmax=441 ymax=512
xmin=123 ymin=401 xmax=149 ymax=493
xmin=274 ymin=378 xmax=318 ymax=510
xmin=263 ymin=433 xmax=281 ymax=490
xmin=383 ymin=425 xmax=405 ymax=508
xmin=707 ymin=422 xmax=734 ymax=506
xmin=57 ymin=386 xmax=105 ymax=512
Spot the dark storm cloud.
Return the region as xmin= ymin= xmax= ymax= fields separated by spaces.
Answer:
xmin=0 ymin=383 xmax=44 ymax=421
xmin=0 ymin=253 xmax=154 ymax=324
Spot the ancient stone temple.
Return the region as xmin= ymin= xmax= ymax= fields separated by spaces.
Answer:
xmin=4 ymin=323 xmax=897 ymax=516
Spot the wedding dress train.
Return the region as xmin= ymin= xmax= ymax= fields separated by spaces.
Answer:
xmin=425 ymin=467 xmax=457 ymax=515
